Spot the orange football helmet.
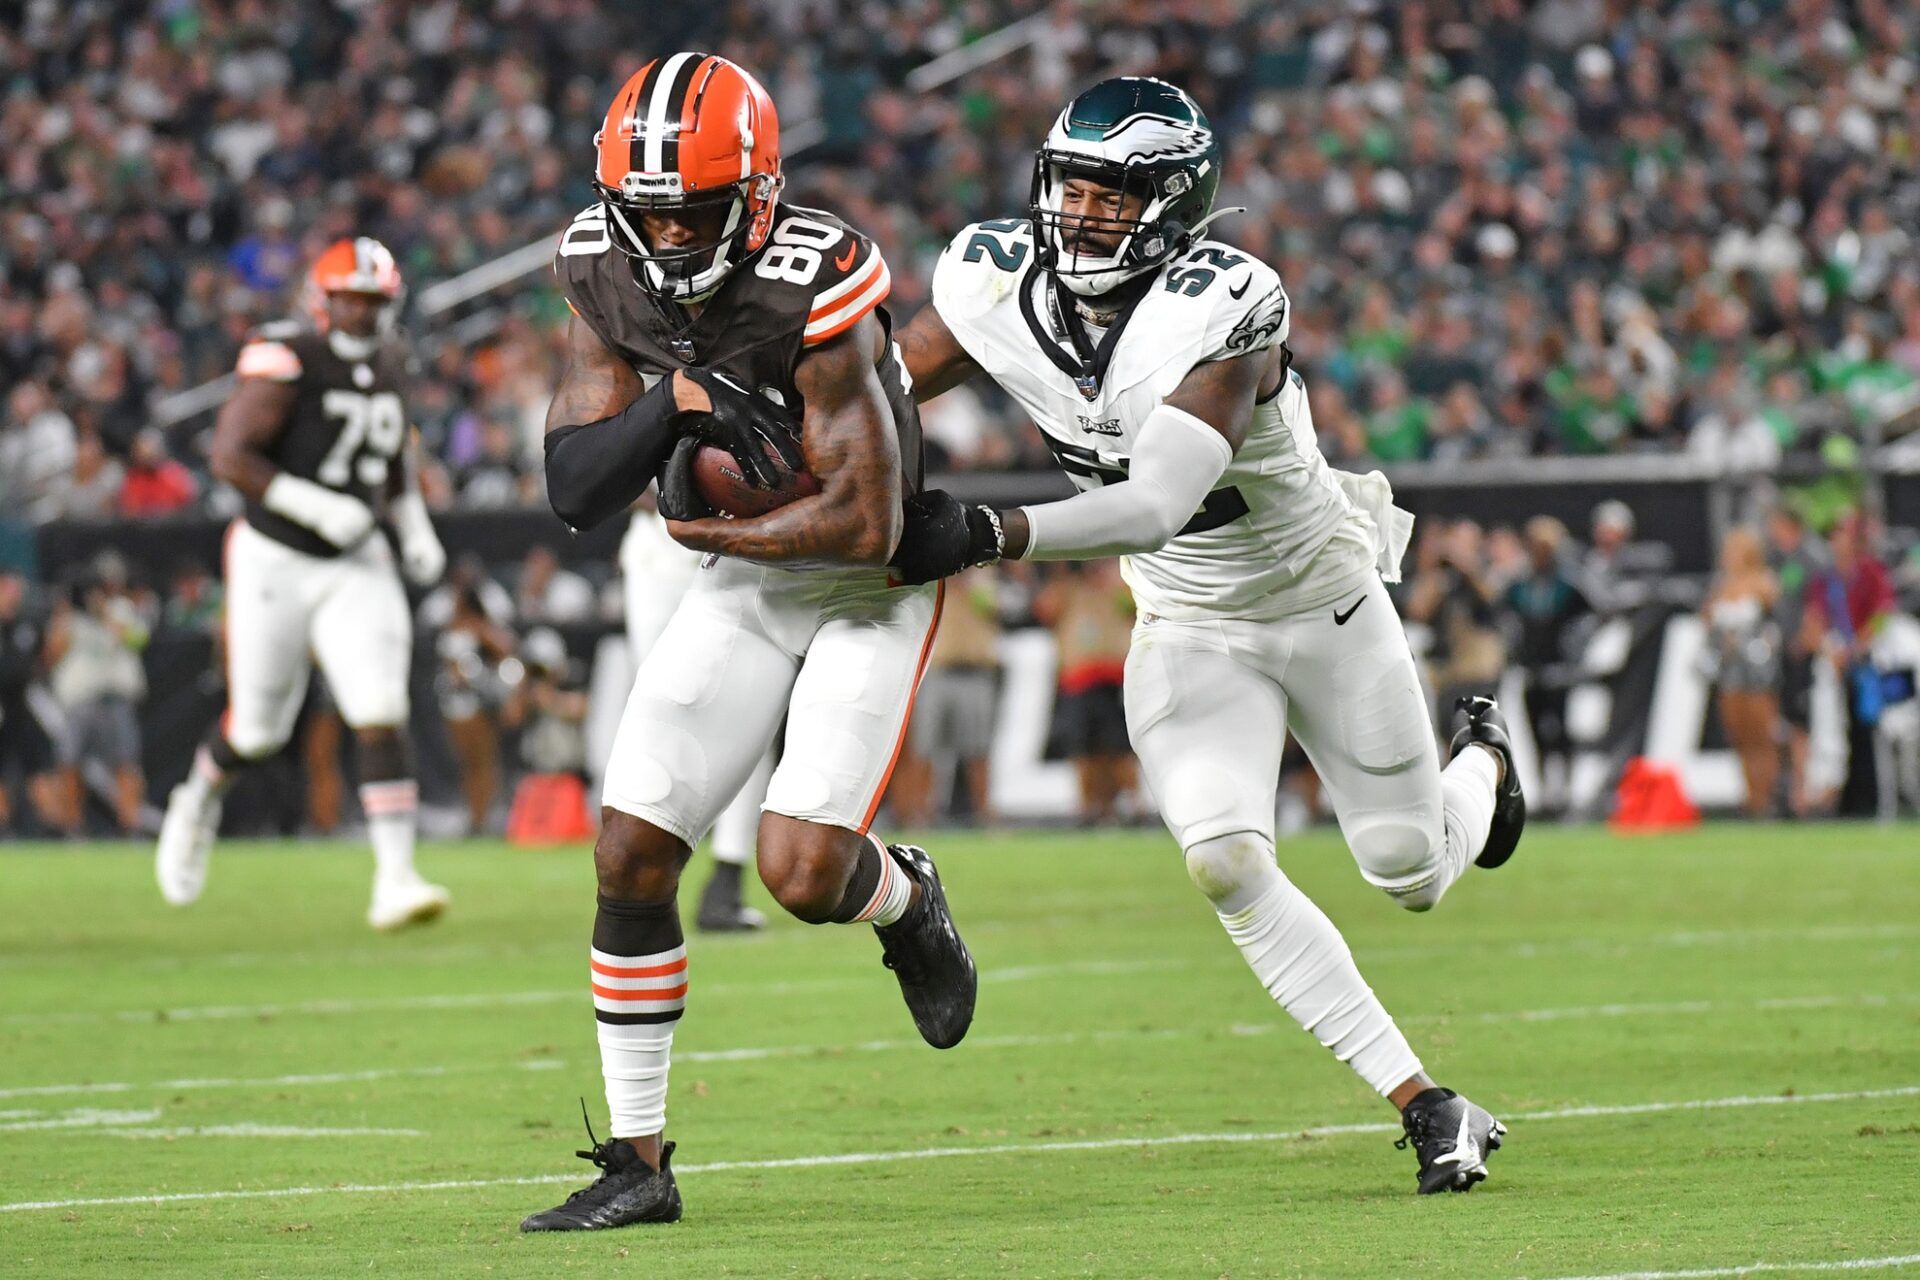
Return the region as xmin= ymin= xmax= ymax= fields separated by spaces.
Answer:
xmin=593 ymin=53 xmax=783 ymax=299
xmin=302 ymin=237 xmax=404 ymax=331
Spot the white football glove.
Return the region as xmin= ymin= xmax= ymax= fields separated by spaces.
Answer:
xmin=263 ymin=474 xmax=376 ymax=549
xmin=389 ymin=491 xmax=446 ymax=586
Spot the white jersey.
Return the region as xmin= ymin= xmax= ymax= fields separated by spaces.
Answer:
xmin=932 ymin=219 xmax=1382 ymax=621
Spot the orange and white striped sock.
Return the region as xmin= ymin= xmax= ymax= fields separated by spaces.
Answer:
xmin=360 ymin=779 xmax=418 ymax=884
xmin=839 ymin=834 xmax=914 ymax=927
xmin=591 ymin=896 xmax=687 ymax=1138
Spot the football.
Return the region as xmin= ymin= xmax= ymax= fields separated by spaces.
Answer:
xmin=691 ymin=436 xmax=820 ymax=517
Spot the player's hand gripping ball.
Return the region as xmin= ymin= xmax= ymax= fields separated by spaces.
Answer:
xmin=657 ymin=368 xmax=817 ymax=520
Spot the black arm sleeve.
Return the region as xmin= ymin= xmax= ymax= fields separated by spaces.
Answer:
xmin=544 ymin=375 xmax=683 ymax=532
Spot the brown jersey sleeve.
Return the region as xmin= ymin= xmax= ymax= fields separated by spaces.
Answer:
xmin=799 ymin=220 xmax=891 ymax=348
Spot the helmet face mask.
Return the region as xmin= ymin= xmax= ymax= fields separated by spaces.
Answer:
xmin=1028 ymin=77 xmax=1222 ymax=299
xmin=595 ymin=180 xmax=759 ymax=299
xmin=593 ymin=54 xmax=783 ymax=304
xmin=1032 ymin=158 xmax=1179 ymax=297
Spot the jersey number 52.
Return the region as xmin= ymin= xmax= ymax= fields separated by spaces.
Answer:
xmin=319 ymin=389 xmax=405 ymax=489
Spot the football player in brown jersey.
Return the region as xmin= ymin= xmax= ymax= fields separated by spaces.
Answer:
xmin=154 ymin=239 xmax=451 ymax=931
xmin=521 ymin=54 xmax=975 ymax=1231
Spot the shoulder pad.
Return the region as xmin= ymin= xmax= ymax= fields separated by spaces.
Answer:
xmin=1185 ymin=244 xmax=1289 ymax=360
xmin=551 ymin=203 xmax=626 ymax=350
xmin=234 ymin=332 xmax=304 ymax=381
xmin=932 ymin=219 xmax=1035 ymax=324
xmin=552 ymin=204 xmax=617 ymax=296
xmin=766 ymin=205 xmax=890 ymax=347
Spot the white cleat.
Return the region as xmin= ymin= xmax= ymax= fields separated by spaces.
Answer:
xmin=368 ymin=877 xmax=451 ymax=931
xmin=155 ymin=784 xmax=221 ymax=907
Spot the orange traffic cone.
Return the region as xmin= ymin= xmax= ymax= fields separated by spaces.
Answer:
xmin=1609 ymin=758 xmax=1701 ymax=833
xmin=506 ymin=773 xmax=596 ymax=846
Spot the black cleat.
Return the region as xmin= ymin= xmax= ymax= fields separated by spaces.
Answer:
xmin=874 ymin=845 xmax=976 ymax=1049
xmin=1396 ymin=1087 xmax=1505 ymax=1195
xmin=1450 ymin=696 xmax=1527 ymax=868
xmin=695 ymin=864 xmax=766 ymax=933
xmin=520 ymin=1137 xmax=683 ymax=1231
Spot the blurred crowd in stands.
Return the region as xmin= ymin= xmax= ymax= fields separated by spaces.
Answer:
xmin=1391 ymin=490 xmax=1920 ymax=821
xmin=4 ymin=0 xmax=1920 ymax=525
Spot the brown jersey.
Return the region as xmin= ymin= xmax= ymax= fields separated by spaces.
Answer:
xmin=553 ymin=200 xmax=922 ymax=494
xmin=233 ymin=323 xmax=411 ymax=558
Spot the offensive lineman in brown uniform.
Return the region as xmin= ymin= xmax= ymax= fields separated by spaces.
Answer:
xmin=154 ymin=239 xmax=451 ymax=930
xmin=520 ymin=53 xmax=975 ymax=1231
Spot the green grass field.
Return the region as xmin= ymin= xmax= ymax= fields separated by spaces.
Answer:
xmin=2 ymin=825 xmax=1917 ymax=1279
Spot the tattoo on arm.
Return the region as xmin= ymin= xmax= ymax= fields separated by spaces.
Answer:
xmin=546 ymin=317 xmax=646 ymax=433
xmin=665 ymin=312 xmax=903 ymax=567
xmin=1164 ymin=348 xmax=1265 ymax=454
xmin=208 ymin=377 xmax=300 ymax=502
xmin=896 ymin=304 xmax=980 ymax=403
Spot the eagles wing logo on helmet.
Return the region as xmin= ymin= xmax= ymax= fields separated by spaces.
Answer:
xmin=1093 ymin=114 xmax=1216 ymax=165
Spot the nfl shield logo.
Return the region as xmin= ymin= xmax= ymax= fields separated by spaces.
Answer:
xmin=1074 ymin=372 xmax=1099 ymax=399
xmin=670 ymin=338 xmax=696 ymax=361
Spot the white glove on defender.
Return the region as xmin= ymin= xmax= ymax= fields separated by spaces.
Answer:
xmin=263 ymin=473 xmax=376 ymax=550
xmin=389 ymin=490 xmax=447 ymax=586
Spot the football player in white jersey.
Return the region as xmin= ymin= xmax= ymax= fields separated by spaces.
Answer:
xmin=889 ymin=77 xmax=1526 ymax=1194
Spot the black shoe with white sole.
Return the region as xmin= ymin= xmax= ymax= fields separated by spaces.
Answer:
xmin=874 ymin=844 xmax=976 ymax=1049
xmin=1449 ymin=696 xmax=1527 ymax=868
xmin=695 ymin=863 xmax=767 ymax=933
xmin=520 ymin=1137 xmax=683 ymax=1231
xmin=1397 ymin=1087 xmax=1505 ymax=1194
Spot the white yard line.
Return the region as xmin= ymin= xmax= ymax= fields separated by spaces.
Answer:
xmin=0 ymin=958 xmax=1182 ymax=1028
xmin=102 ymin=1124 xmax=424 ymax=1139
xmin=1353 ymin=921 xmax=1918 ymax=966
xmin=7 ymin=993 xmax=1912 ymax=1099
xmin=0 ymin=1109 xmax=161 ymax=1132
xmin=2 ymin=918 xmax=1908 ymax=980
xmin=2 ymin=1083 xmax=1913 ymax=1214
xmin=0 ymin=1059 xmax=563 ymax=1101
xmin=1537 ymin=1254 xmax=1920 ymax=1280
xmin=0 ymin=1108 xmax=422 ymax=1140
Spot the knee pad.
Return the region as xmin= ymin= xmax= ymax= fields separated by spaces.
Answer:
xmin=1348 ymin=817 xmax=1443 ymax=912
xmin=1183 ymin=832 xmax=1277 ymax=908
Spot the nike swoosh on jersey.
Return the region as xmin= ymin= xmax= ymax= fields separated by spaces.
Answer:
xmin=1228 ymin=278 xmax=1250 ymax=299
xmin=1333 ymin=595 xmax=1366 ymax=625
xmin=834 ymin=243 xmax=858 ymax=271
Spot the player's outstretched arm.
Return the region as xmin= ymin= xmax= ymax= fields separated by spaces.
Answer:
xmin=998 ymin=347 xmax=1267 ymax=561
xmin=887 ymin=346 xmax=1275 ymax=585
xmin=896 ymin=304 xmax=981 ymax=403
xmin=543 ymin=316 xmax=680 ymax=532
xmin=663 ymin=311 xmax=903 ymax=569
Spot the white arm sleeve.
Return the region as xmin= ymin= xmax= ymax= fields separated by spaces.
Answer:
xmin=1019 ymin=405 xmax=1232 ymax=561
